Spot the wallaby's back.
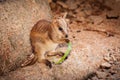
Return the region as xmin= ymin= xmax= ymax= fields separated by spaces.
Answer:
xmin=31 ymin=20 xmax=52 ymax=34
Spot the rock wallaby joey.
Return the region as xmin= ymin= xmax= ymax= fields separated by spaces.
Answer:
xmin=21 ymin=13 xmax=70 ymax=68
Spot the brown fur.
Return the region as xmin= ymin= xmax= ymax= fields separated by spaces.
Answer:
xmin=21 ymin=18 xmax=69 ymax=68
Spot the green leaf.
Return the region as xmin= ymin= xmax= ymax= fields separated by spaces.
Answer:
xmin=54 ymin=42 xmax=72 ymax=64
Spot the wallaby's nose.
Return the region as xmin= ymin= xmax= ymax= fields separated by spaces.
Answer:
xmin=65 ymin=35 xmax=68 ymax=38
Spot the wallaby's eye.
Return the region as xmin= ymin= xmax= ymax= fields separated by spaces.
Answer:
xmin=58 ymin=27 xmax=63 ymax=31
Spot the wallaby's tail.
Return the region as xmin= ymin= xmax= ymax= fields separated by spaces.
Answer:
xmin=21 ymin=54 xmax=38 ymax=67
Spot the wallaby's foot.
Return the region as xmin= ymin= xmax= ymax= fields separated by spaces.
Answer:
xmin=29 ymin=55 xmax=38 ymax=65
xmin=59 ymin=43 xmax=68 ymax=47
xmin=38 ymin=59 xmax=52 ymax=68
xmin=21 ymin=54 xmax=37 ymax=67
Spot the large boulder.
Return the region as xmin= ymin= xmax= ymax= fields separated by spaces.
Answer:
xmin=0 ymin=0 xmax=52 ymax=75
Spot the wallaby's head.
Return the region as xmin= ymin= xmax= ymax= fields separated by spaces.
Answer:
xmin=51 ymin=13 xmax=69 ymax=40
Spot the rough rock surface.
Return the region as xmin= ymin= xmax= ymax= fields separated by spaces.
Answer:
xmin=0 ymin=0 xmax=52 ymax=75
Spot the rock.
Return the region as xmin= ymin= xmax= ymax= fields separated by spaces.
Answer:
xmin=111 ymin=55 xmax=117 ymax=61
xmin=96 ymin=71 xmax=108 ymax=79
xmin=91 ymin=76 xmax=99 ymax=80
xmin=103 ymin=56 xmax=111 ymax=62
xmin=89 ymin=16 xmax=103 ymax=25
xmin=84 ymin=9 xmax=92 ymax=16
xmin=0 ymin=0 xmax=52 ymax=75
xmin=106 ymin=10 xmax=119 ymax=18
xmin=57 ymin=1 xmax=68 ymax=9
xmin=109 ymin=69 xmax=117 ymax=75
xmin=66 ymin=0 xmax=78 ymax=10
xmin=100 ymin=62 xmax=112 ymax=68
xmin=50 ymin=1 xmax=56 ymax=9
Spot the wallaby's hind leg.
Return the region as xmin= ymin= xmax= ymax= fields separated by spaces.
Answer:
xmin=36 ymin=49 xmax=52 ymax=68
xmin=21 ymin=54 xmax=38 ymax=67
xmin=28 ymin=54 xmax=38 ymax=65
xmin=38 ymin=59 xmax=52 ymax=68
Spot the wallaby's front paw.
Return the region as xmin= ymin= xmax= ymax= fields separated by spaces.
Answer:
xmin=57 ymin=52 xmax=64 ymax=57
xmin=46 ymin=51 xmax=64 ymax=57
xmin=65 ymin=39 xmax=70 ymax=43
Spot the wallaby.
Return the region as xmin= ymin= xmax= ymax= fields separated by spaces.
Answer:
xmin=21 ymin=14 xmax=69 ymax=68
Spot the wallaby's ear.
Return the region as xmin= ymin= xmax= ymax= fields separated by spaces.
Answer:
xmin=62 ymin=12 xmax=69 ymax=23
xmin=51 ymin=17 xmax=59 ymax=27
xmin=65 ymin=18 xmax=70 ymax=24
xmin=63 ymin=12 xmax=67 ymax=19
xmin=52 ymin=12 xmax=69 ymax=27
